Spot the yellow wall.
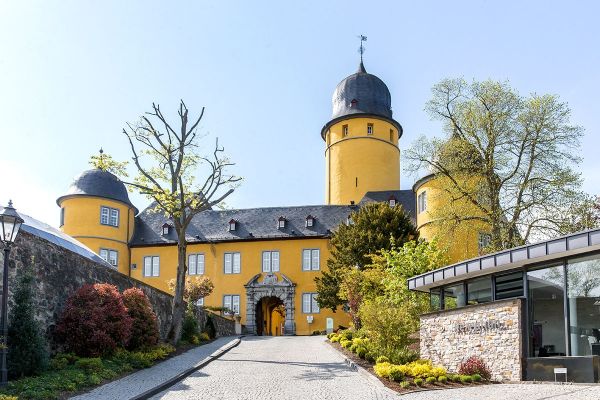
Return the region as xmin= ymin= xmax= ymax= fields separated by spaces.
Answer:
xmin=415 ymin=175 xmax=491 ymax=263
xmin=325 ymin=117 xmax=400 ymax=205
xmin=59 ymin=196 xmax=135 ymax=275
xmin=130 ymin=237 xmax=350 ymax=335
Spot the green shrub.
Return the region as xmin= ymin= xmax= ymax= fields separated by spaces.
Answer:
xmin=450 ymin=374 xmax=461 ymax=382
xmin=373 ymin=362 xmax=392 ymax=378
xmin=438 ymin=375 xmax=448 ymax=384
xmin=339 ymin=330 xmax=353 ymax=341
xmin=8 ymin=266 xmax=48 ymax=378
xmin=472 ymin=373 xmax=482 ymax=382
xmin=376 ymin=356 xmax=390 ymax=364
xmin=199 ymin=332 xmax=210 ymax=341
xmin=327 ymin=332 xmax=335 ymax=339
xmin=460 ymin=375 xmax=473 ymax=384
xmin=413 ymin=378 xmax=423 ymax=386
xmin=340 ymin=339 xmax=352 ymax=349
xmin=349 ymin=343 xmax=359 ymax=353
xmin=330 ymin=335 xmax=340 ymax=343
xmin=388 ymin=366 xmax=404 ymax=382
xmin=0 ymin=396 xmax=19 ymax=400
xmin=74 ymin=358 xmax=103 ymax=373
xmin=426 ymin=376 xmax=437 ymax=384
xmin=181 ymin=306 xmax=200 ymax=343
xmin=356 ymin=347 xmax=367 ymax=359
xmin=400 ymin=381 xmax=411 ymax=389
xmin=365 ymin=352 xmax=375 ymax=363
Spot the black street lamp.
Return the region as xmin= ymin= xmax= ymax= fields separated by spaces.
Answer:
xmin=0 ymin=201 xmax=24 ymax=386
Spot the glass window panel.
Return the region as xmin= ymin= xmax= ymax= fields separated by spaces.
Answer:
xmin=302 ymin=293 xmax=311 ymax=313
xmin=197 ymin=254 xmax=205 ymax=275
xmin=495 ymin=272 xmax=524 ymax=300
xmin=100 ymin=249 xmax=108 ymax=261
xmin=302 ymin=250 xmax=311 ymax=271
xmin=232 ymin=295 xmax=240 ymax=314
xmin=109 ymin=250 xmax=118 ymax=267
xmin=567 ymin=255 xmax=600 ymax=356
xmin=152 ymin=257 xmax=160 ymax=276
xmin=311 ymin=250 xmax=320 ymax=270
xmin=443 ymin=284 xmax=466 ymax=309
xmin=467 ymin=277 xmax=492 ymax=305
xmin=262 ymin=252 xmax=271 ymax=272
xmin=224 ymin=253 xmax=232 ymax=274
xmin=188 ymin=254 xmax=197 ymax=275
xmin=272 ymin=252 xmax=279 ymax=272
xmin=110 ymin=208 xmax=119 ymax=226
xmin=144 ymin=256 xmax=152 ymax=277
xmin=311 ymin=294 xmax=320 ymax=313
xmin=223 ymin=295 xmax=231 ymax=311
xmin=430 ymin=288 xmax=441 ymax=311
xmin=233 ymin=253 xmax=241 ymax=273
xmin=101 ymin=207 xmax=109 ymax=225
xmin=528 ymin=265 xmax=566 ymax=357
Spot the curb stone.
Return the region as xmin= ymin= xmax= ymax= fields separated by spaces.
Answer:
xmin=321 ymin=339 xmax=400 ymax=397
xmin=131 ymin=336 xmax=243 ymax=400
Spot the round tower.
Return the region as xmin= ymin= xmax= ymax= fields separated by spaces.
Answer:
xmin=57 ymin=169 xmax=137 ymax=274
xmin=322 ymin=62 xmax=402 ymax=205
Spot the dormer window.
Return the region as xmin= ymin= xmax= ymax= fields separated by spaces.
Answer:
xmin=278 ymin=216 xmax=286 ymax=229
xmin=162 ymin=223 xmax=171 ymax=236
xmin=350 ymin=99 xmax=358 ymax=108
xmin=305 ymin=215 xmax=314 ymax=228
xmin=228 ymin=219 xmax=237 ymax=231
xmin=346 ymin=215 xmax=354 ymax=225
xmin=389 ymin=196 xmax=397 ymax=207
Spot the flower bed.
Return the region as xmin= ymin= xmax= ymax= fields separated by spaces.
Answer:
xmin=327 ymin=330 xmax=493 ymax=393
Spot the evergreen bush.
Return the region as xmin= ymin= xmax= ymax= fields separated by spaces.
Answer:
xmin=122 ymin=288 xmax=159 ymax=350
xmin=7 ymin=266 xmax=48 ymax=378
xmin=181 ymin=305 xmax=199 ymax=343
xmin=55 ymin=283 xmax=132 ymax=356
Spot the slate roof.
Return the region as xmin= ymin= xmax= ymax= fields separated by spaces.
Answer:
xmin=57 ymin=169 xmax=137 ymax=211
xmin=331 ymin=62 xmax=393 ymax=120
xmin=359 ymin=190 xmax=416 ymax=225
xmin=130 ymin=204 xmax=359 ymax=246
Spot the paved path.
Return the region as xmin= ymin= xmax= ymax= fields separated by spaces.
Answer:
xmin=401 ymin=383 xmax=600 ymax=400
xmin=151 ymin=336 xmax=396 ymax=400
xmin=72 ymin=337 xmax=237 ymax=400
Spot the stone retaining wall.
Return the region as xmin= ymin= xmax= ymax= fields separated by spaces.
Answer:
xmin=420 ymin=298 xmax=524 ymax=381
xmin=1 ymin=230 xmax=174 ymax=349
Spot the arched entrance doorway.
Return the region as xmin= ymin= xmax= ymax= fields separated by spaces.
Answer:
xmin=255 ymin=296 xmax=286 ymax=336
xmin=245 ymin=273 xmax=296 ymax=335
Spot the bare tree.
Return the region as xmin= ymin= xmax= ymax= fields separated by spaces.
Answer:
xmin=123 ymin=100 xmax=240 ymax=343
xmin=405 ymin=78 xmax=585 ymax=250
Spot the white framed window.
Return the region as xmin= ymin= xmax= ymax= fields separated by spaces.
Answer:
xmin=143 ymin=256 xmax=160 ymax=277
xmin=342 ymin=125 xmax=349 ymax=137
xmin=367 ymin=123 xmax=373 ymax=135
xmin=478 ymin=233 xmax=492 ymax=252
xmin=278 ymin=218 xmax=286 ymax=229
xmin=100 ymin=248 xmax=118 ymax=268
xmin=188 ymin=253 xmax=205 ymax=275
xmin=302 ymin=249 xmax=320 ymax=271
xmin=100 ymin=206 xmax=119 ymax=227
xmin=223 ymin=294 xmax=240 ymax=314
xmin=418 ymin=191 xmax=427 ymax=214
xmin=302 ymin=293 xmax=320 ymax=313
xmin=224 ymin=252 xmax=241 ymax=274
xmin=305 ymin=216 xmax=314 ymax=228
xmin=228 ymin=219 xmax=237 ymax=231
xmin=196 ymin=297 xmax=204 ymax=307
xmin=262 ymin=251 xmax=280 ymax=272
xmin=389 ymin=198 xmax=396 ymax=207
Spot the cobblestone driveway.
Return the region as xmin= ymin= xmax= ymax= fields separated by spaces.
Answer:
xmin=152 ymin=336 xmax=396 ymax=400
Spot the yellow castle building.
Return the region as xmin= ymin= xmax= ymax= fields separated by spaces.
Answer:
xmin=56 ymin=60 xmax=489 ymax=336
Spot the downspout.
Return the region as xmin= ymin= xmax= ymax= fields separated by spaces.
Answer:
xmin=127 ymin=208 xmax=132 ymax=277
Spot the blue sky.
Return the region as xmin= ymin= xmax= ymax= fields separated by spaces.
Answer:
xmin=1 ymin=1 xmax=599 ymax=226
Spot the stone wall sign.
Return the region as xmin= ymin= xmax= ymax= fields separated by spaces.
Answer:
xmin=420 ymin=298 xmax=524 ymax=382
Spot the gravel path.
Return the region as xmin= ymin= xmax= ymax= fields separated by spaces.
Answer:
xmin=401 ymin=383 xmax=600 ymax=400
xmin=72 ymin=337 xmax=237 ymax=400
xmin=151 ymin=336 xmax=396 ymax=400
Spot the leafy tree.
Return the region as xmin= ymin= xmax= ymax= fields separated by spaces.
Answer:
xmin=168 ymin=276 xmax=214 ymax=305
xmin=89 ymin=148 xmax=129 ymax=176
xmin=123 ymin=101 xmax=239 ymax=344
xmin=558 ymin=194 xmax=600 ymax=235
xmin=405 ymin=78 xmax=586 ymax=250
xmin=8 ymin=263 xmax=48 ymax=378
xmin=315 ymin=202 xmax=417 ymax=312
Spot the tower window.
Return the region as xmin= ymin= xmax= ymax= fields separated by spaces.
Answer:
xmin=100 ymin=248 xmax=118 ymax=268
xmin=418 ymin=191 xmax=427 ymax=213
xmin=390 ymin=129 xmax=394 ymax=142
xmin=367 ymin=123 xmax=373 ymax=135
xmin=342 ymin=125 xmax=349 ymax=137
xmin=100 ymin=206 xmax=119 ymax=227
xmin=60 ymin=207 xmax=65 ymax=227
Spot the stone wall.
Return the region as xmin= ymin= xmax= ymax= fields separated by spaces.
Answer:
xmin=195 ymin=308 xmax=237 ymax=337
xmin=1 ymin=230 xmax=174 ymax=349
xmin=420 ymin=298 xmax=524 ymax=381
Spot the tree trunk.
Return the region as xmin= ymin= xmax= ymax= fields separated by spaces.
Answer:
xmin=168 ymin=236 xmax=187 ymax=344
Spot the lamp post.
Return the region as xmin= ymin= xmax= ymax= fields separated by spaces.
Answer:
xmin=0 ymin=200 xmax=24 ymax=386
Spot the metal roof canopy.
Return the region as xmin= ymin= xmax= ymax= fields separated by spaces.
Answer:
xmin=408 ymin=228 xmax=600 ymax=292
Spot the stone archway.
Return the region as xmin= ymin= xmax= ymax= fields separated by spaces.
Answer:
xmin=244 ymin=273 xmax=296 ymax=335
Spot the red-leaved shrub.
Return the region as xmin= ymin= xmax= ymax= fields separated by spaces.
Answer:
xmin=458 ymin=355 xmax=492 ymax=380
xmin=122 ymin=288 xmax=159 ymax=350
xmin=55 ymin=283 xmax=132 ymax=357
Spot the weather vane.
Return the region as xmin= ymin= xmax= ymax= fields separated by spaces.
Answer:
xmin=358 ymin=35 xmax=367 ymax=63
